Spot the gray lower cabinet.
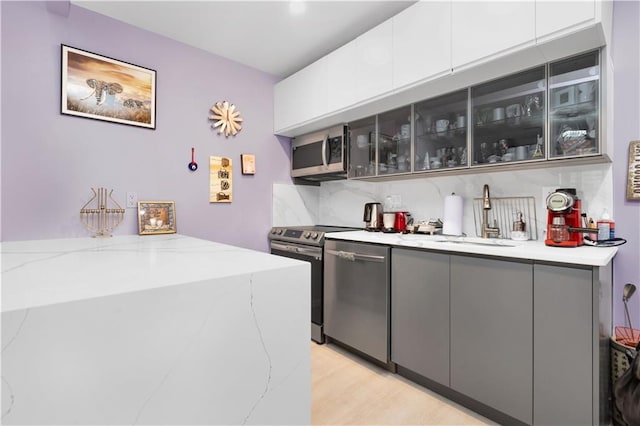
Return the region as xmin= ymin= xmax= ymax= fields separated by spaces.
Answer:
xmin=533 ymin=263 xmax=597 ymax=426
xmin=450 ymin=255 xmax=533 ymax=424
xmin=391 ymin=248 xmax=450 ymax=386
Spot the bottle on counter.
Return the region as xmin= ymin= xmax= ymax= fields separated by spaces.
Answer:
xmin=597 ymin=208 xmax=615 ymax=241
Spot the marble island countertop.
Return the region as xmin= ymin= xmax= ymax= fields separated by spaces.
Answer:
xmin=1 ymin=234 xmax=310 ymax=425
xmin=1 ymin=234 xmax=303 ymax=313
xmin=325 ymin=230 xmax=617 ymax=266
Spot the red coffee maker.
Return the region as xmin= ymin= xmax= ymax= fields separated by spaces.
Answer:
xmin=545 ymin=188 xmax=584 ymax=247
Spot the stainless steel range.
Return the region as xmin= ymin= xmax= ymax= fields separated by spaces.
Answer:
xmin=268 ymin=225 xmax=359 ymax=343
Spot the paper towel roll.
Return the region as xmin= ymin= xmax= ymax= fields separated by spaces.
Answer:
xmin=443 ymin=193 xmax=463 ymax=236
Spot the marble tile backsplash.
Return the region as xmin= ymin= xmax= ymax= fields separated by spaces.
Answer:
xmin=273 ymin=163 xmax=613 ymax=240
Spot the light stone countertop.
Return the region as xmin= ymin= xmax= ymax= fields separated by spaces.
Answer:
xmin=1 ymin=234 xmax=310 ymax=425
xmin=325 ymin=230 xmax=618 ymax=267
xmin=1 ymin=234 xmax=304 ymax=313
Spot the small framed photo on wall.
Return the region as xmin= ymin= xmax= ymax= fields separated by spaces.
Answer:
xmin=241 ymin=154 xmax=256 ymax=175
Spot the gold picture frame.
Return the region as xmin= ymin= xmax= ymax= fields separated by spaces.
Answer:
xmin=137 ymin=201 xmax=176 ymax=235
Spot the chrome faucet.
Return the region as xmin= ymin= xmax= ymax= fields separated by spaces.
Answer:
xmin=481 ymin=184 xmax=500 ymax=238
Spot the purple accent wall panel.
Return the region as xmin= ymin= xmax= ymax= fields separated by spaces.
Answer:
xmin=612 ymin=0 xmax=640 ymax=327
xmin=1 ymin=1 xmax=292 ymax=252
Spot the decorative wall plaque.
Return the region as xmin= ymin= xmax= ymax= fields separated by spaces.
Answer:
xmin=627 ymin=140 xmax=640 ymax=200
xmin=241 ymin=154 xmax=256 ymax=175
xmin=210 ymin=156 xmax=233 ymax=202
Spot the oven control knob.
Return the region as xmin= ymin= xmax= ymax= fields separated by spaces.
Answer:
xmin=270 ymin=229 xmax=277 ymax=234
xmin=311 ymin=232 xmax=319 ymax=239
xmin=303 ymin=232 xmax=311 ymax=239
xmin=276 ymin=229 xmax=283 ymax=235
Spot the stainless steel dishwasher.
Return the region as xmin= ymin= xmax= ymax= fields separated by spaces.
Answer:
xmin=323 ymin=239 xmax=393 ymax=368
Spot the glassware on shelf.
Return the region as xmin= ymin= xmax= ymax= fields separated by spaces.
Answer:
xmin=471 ymin=65 xmax=546 ymax=164
xmin=414 ymin=89 xmax=468 ymax=171
xmin=377 ymin=105 xmax=412 ymax=175
xmin=549 ymin=50 xmax=599 ymax=158
xmin=348 ymin=116 xmax=376 ymax=178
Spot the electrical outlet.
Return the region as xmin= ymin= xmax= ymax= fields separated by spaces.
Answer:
xmin=126 ymin=192 xmax=137 ymax=209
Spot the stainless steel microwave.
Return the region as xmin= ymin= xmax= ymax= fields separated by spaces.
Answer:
xmin=291 ymin=125 xmax=348 ymax=181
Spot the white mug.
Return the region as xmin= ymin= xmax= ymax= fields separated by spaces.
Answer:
xmin=515 ymin=145 xmax=528 ymax=161
xmin=435 ymin=119 xmax=449 ymax=133
xmin=456 ymin=114 xmax=465 ymax=129
xmin=493 ymin=107 xmax=505 ymax=122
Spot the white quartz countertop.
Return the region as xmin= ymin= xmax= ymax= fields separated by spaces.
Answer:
xmin=325 ymin=231 xmax=617 ymax=267
xmin=1 ymin=234 xmax=305 ymax=313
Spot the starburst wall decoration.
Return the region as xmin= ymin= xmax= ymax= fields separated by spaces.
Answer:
xmin=209 ymin=100 xmax=243 ymax=137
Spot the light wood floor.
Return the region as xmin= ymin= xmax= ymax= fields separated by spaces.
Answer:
xmin=312 ymin=342 xmax=496 ymax=425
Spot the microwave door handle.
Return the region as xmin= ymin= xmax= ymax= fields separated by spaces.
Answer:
xmin=321 ymin=135 xmax=328 ymax=168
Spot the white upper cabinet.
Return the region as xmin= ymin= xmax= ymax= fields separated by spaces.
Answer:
xmin=536 ymin=0 xmax=595 ymax=40
xmin=327 ymin=39 xmax=358 ymax=113
xmin=451 ymin=1 xmax=536 ymax=70
xmin=355 ymin=18 xmax=393 ymax=103
xmin=392 ymin=1 xmax=452 ymax=90
xmin=534 ymin=0 xmax=611 ymax=63
xmin=274 ymin=56 xmax=328 ymax=132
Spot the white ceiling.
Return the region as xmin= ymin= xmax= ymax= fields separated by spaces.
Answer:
xmin=71 ymin=1 xmax=415 ymax=79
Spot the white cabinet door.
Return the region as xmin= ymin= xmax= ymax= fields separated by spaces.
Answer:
xmin=536 ymin=0 xmax=595 ymax=40
xmin=274 ymin=73 xmax=299 ymax=132
xmin=355 ymin=19 xmax=393 ymax=103
xmin=451 ymin=1 xmax=535 ymax=70
xmin=327 ymin=39 xmax=358 ymax=113
xmin=393 ymin=1 xmax=452 ymax=90
xmin=274 ymin=56 xmax=328 ymax=133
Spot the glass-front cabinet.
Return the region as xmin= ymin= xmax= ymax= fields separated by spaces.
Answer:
xmin=549 ymin=51 xmax=599 ymax=159
xmin=346 ymin=49 xmax=602 ymax=179
xmin=349 ymin=115 xmax=377 ymax=178
xmin=471 ymin=66 xmax=546 ymax=165
xmin=377 ymin=106 xmax=412 ymax=175
xmin=414 ymin=90 xmax=468 ymax=171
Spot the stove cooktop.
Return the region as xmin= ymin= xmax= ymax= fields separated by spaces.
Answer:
xmin=268 ymin=225 xmax=361 ymax=246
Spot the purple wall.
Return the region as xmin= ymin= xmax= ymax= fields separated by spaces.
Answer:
xmin=612 ymin=0 xmax=640 ymax=327
xmin=0 ymin=1 xmax=292 ymax=252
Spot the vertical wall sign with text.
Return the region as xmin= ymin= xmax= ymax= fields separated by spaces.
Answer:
xmin=210 ymin=156 xmax=232 ymax=203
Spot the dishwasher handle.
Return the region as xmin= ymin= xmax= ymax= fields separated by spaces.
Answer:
xmin=325 ymin=248 xmax=386 ymax=263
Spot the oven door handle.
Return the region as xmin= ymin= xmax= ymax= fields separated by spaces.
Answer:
xmin=325 ymin=249 xmax=385 ymax=263
xmin=271 ymin=242 xmax=322 ymax=259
